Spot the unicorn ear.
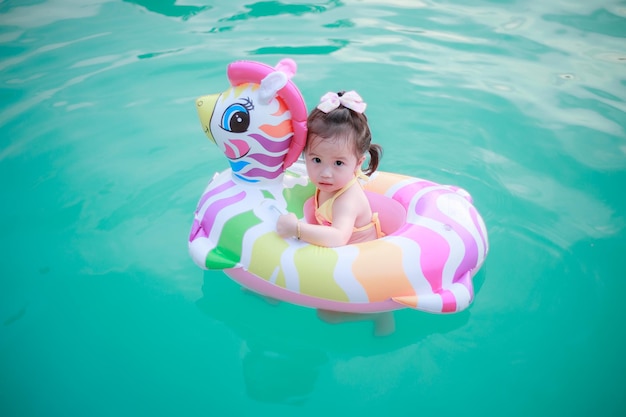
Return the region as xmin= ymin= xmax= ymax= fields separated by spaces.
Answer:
xmin=259 ymin=71 xmax=288 ymax=104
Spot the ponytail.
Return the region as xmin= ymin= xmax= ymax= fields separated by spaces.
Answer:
xmin=363 ymin=143 xmax=383 ymax=176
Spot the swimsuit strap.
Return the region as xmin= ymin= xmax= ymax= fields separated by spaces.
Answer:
xmin=352 ymin=211 xmax=385 ymax=238
xmin=330 ymin=175 xmax=361 ymax=200
xmin=325 ymin=170 xmax=369 ymax=205
xmin=315 ymin=171 xmax=368 ymax=224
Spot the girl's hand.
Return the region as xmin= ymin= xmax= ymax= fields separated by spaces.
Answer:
xmin=277 ymin=213 xmax=298 ymax=238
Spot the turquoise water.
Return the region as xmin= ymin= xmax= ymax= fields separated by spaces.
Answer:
xmin=1 ymin=0 xmax=625 ymax=415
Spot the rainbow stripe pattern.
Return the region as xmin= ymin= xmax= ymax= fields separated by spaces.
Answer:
xmin=189 ymin=164 xmax=488 ymax=314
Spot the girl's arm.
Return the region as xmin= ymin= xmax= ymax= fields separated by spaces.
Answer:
xmin=276 ymin=188 xmax=361 ymax=247
xmin=277 ymin=213 xmax=354 ymax=247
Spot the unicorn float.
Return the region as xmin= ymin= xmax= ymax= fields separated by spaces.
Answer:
xmin=189 ymin=58 xmax=488 ymax=314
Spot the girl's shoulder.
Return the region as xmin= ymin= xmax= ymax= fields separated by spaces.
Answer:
xmin=335 ymin=180 xmax=370 ymax=212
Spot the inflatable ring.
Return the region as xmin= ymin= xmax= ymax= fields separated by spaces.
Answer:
xmin=189 ymin=58 xmax=489 ymax=314
xmin=190 ymin=163 xmax=488 ymax=313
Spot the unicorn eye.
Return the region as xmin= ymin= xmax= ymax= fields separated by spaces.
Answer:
xmin=221 ymin=103 xmax=250 ymax=133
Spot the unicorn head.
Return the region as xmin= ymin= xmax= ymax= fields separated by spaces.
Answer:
xmin=196 ymin=59 xmax=307 ymax=183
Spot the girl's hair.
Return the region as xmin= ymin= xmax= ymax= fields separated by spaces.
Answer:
xmin=305 ymin=91 xmax=382 ymax=176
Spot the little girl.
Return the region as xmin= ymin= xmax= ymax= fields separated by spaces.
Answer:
xmin=277 ymin=90 xmax=383 ymax=247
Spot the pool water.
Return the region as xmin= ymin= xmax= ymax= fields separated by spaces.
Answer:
xmin=1 ymin=0 xmax=625 ymax=416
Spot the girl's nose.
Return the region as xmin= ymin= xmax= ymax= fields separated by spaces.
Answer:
xmin=320 ymin=165 xmax=332 ymax=177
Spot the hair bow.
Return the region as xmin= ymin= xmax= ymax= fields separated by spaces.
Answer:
xmin=316 ymin=90 xmax=367 ymax=114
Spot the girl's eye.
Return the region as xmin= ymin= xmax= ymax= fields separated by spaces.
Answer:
xmin=313 ymin=157 xmax=321 ymax=163
xmin=221 ymin=103 xmax=250 ymax=133
xmin=335 ymin=161 xmax=344 ymax=166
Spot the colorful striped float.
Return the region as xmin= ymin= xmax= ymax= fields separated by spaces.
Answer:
xmin=188 ymin=59 xmax=488 ymax=314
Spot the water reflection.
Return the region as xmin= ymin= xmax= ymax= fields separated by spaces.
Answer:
xmin=543 ymin=8 xmax=626 ymax=37
xmin=123 ymin=0 xmax=208 ymax=19
xmin=241 ymin=340 xmax=327 ymax=405
xmin=218 ymin=0 xmax=338 ymax=22
xmin=196 ymin=269 xmax=472 ymax=404
xmin=478 ymin=148 xmax=622 ymax=249
xmin=249 ymin=41 xmax=349 ymax=56
xmin=0 ymin=0 xmax=102 ymax=29
xmin=196 ymin=275 xmax=329 ymax=405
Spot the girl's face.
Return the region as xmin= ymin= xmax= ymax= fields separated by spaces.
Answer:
xmin=305 ymin=135 xmax=365 ymax=194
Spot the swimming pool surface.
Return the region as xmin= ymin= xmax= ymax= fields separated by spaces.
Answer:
xmin=1 ymin=1 xmax=625 ymax=416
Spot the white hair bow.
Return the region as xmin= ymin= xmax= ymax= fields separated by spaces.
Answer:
xmin=316 ymin=90 xmax=367 ymax=114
